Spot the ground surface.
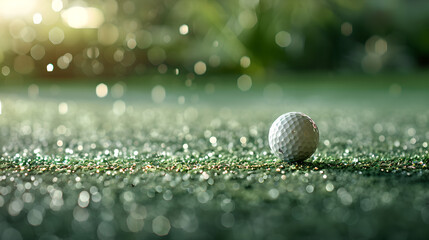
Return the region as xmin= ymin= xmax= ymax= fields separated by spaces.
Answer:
xmin=1 ymin=73 xmax=429 ymax=240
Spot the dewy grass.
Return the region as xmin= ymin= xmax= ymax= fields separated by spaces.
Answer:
xmin=0 ymin=77 xmax=429 ymax=239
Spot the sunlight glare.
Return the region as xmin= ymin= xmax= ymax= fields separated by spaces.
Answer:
xmin=0 ymin=0 xmax=37 ymax=19
xmin=61 ymin=7 xmax=104 ymax=29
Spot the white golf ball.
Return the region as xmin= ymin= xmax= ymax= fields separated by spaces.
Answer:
xmin=268 ymin=112 xmax=319 ymax=162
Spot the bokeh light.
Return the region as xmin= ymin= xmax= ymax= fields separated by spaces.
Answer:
xmin=1 ymin=66 xmax=10 ymax=76
xmin=98 ymin=24 xmax=119 ymax=45
xmin=194 ymin=61 xmax=207 ymax=75
xmin=32 ymin=13 xmax=43 ymax=24
xmin=61 ymin=7 xmax=104 ymax=29
xmin=30 ymin=45 xmax=45 ymax=60
xmin=96 ymin=83 xmax=108 ymax=98
xmin=58 ymin=102 xmax=68 ymax=114
xmin=0 ymin=0 xmax=36 ymax=19
xmin=179 ymin=24 xmax=189 ymax=35
xmin=240 ymin=56 xmax=251 ymax=68
xmin=48 ymin=27 xmax=65 ymax=45
xmin=237 ymin=74 xmax=252 ymax=91
xmin=0 ymin=0 xmax=426 ymax=78
xmin=51 ymin=0 xmax=63 ymax=12
xmin=46 ymin=63 xmax=54 ymax=72
xmin=275 ymin=31 xmax=292 ymax=48
xmin=151 ymin=85 xmax=166 ymax=103
xmin=341 ymin=22 xmax=353 ymax=36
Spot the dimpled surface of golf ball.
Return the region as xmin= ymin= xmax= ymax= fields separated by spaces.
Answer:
xmin=269 ymin=112 xmax=319 ymax=162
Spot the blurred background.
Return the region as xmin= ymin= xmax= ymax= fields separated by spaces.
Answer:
xmin=0 ymin=0 xmax=428 ymax=81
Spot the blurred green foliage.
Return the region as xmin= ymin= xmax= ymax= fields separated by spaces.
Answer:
xmin=0 ymin=0 xmax=428 ymax=78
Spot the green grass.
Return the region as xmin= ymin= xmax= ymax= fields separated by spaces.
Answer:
xmin=0 ymin=73 xmax=429 ymax=239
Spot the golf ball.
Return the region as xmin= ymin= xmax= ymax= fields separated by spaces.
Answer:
xmin=268 ymin=112 xmax=319 ymax=162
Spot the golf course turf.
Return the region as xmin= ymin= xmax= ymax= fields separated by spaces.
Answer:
xmin=0 ymin=73 xmax=429 ymax=239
